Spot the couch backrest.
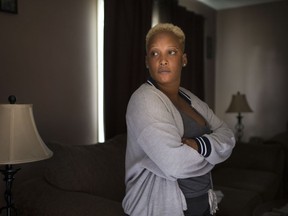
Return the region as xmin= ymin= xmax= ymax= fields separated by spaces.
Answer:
xmin=215 ymin=142 xmax=285 ymax=176
xmin=44 ymin=134 xmax=127 ymax=202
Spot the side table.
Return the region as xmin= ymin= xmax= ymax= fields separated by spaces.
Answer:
xmin=253 ymin=200 xmax=288 ymax=216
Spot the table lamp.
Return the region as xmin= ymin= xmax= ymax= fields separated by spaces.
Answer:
xmin=226 ymin=91 xmax=253 ymax=142
xmin=0 ymin=95 xmax=53 ymax=216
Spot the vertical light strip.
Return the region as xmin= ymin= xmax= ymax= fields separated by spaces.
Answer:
xmin=97 ymin=0 xmax=105 ymax=142
xmin=152 ymin=0 xmax=159 ymax=27
xmin=89 ymin=0 xmax=97 ymax=144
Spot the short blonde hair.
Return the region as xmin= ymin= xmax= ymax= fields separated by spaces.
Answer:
xmin=146 ymin=23 xmax=185 ymax=51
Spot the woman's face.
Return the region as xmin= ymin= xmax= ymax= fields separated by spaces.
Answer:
xmin=146 ymin=32 xmax=187 ymax=87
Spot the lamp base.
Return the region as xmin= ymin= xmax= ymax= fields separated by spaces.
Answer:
xmin=235 ymin=113 xmax=244 ymax=142
xmin=0 ymin=165 xmax=20 ymax=216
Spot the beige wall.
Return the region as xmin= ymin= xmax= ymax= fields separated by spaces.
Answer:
xmin=0 ymin=0 xmax=98 ymax=146
xmin=216 ymin=1 xmax=288 ymax=141
xmin=0 ymin=0 xmax=98 ymax=206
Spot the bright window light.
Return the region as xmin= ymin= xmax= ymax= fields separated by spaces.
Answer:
xmin=89 ymin=0 xmax=97 ymax=144
xmin=97 ymin=0 xmax=105 ymax=142
xmin=152 ymin=0 xmax=160 ymax=26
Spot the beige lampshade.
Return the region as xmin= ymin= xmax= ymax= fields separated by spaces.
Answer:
xmin=226 ymin=92 xmax=253 ymax=113
xmin=0 ymin=104 xmax=53 ymax=164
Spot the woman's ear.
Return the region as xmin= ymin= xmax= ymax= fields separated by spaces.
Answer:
xmin=182 ymin=53 xmax=188 ymax=67
xmin=145 ymin=56 xmax=149 ymax=69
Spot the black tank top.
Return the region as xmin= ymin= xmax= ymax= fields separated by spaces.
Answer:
xmin=177 ymin=109 xmax=212 ymax=198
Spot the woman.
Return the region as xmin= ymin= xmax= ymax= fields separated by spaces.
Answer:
xmin=122 ymin=23 xmax=235 ymax=216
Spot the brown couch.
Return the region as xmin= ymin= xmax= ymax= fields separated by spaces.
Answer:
xmin=213 ymin=140 xmax=286 ymax=216
xmin=13 ymin=133 xmax=286 ymax=216
xmin=14 ymin=134 xmax=127 ymax=216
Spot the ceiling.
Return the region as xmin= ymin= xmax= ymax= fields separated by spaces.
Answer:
xmin=196 ymin=0 xmax=284 ymax=10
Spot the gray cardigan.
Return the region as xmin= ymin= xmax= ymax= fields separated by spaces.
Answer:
xmin=122 ymin=83 xmax=235 ymax=216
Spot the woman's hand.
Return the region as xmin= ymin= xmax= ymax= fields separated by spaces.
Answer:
xmin=182 ymin=138 xmax=199 ymax=151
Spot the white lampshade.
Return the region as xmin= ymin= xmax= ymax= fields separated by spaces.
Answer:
xmin=226 ymin=92 xmax=253 ymax=113
xmin=0 ymin=104 xmax=53 ymax=164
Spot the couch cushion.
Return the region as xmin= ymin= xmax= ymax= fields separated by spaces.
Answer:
xmin=212 ymin=168 xmax=280 ymax=201
xmin=215 ymin=186 xmax=262 ymax=216
xmin=15 ymin=178 xmax=125 ymax=216
xmin=44 ymin=134 xmax=127 ymax=202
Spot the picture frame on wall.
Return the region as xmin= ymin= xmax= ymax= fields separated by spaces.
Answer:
xmin=0 ymin=0 xmax=17 ymax=14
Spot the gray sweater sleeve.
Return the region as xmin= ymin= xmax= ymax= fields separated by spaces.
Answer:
xmin=123 ymin=84 xmax=235 ymax=215
xmin=181 ymin=88 xmax=236 ymax=165
xmin=126 ymin=85 xmax=215 ymax=180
